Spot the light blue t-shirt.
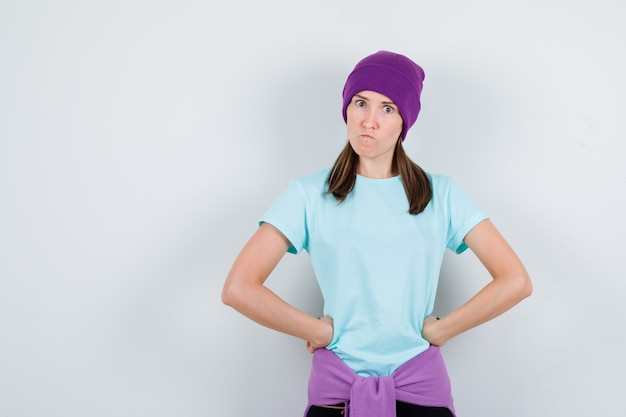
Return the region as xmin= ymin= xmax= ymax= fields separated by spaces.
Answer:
xmin=260 ymin=168 xmax=487 ymax=376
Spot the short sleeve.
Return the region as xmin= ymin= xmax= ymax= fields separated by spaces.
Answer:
xmin=445 ymin=179 xmax=489 ymax=254
xmin=259 ymin=180 xmax=309 ymax=254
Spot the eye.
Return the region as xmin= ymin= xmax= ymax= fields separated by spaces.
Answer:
xmin=382 ymin=105 xmax=395 ymax=114
xmin=355 ymin=99 xmax=366 ymax=107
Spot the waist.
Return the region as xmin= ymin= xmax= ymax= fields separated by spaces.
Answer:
xmin=306 ymin=345 xmax=455 ymax=417
xmin=327 ymin=334 xmax=431 ymax=376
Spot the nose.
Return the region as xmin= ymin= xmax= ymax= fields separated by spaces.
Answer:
xmin=363 ymin=109 xmax=377 ymax=129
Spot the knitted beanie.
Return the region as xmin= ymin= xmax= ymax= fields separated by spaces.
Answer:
xmin=342 ymin=51 xmax=425 ymax=141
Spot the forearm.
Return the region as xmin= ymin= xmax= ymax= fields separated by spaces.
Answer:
xmin=222 ymin=279 xmax=332 ymax=347
xmin=424 ymin=219 xmax=533 ymax=346
xmin=427 ymin=271 xmax=532 ymax=345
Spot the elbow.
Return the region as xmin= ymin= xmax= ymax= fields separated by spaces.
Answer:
xmin=523 ymin=277 xmax=533 ymax=299
xmin=516 ymin=270 xmax=533 ymax=301
xmin=221 ymin=273 xmax=257 ymax=312
xmin=498 ymin=267 xmax=532 ymax=305
xmin=221 ymin=283 xmax=234 ymax=307
xmin=221 ymin=278 xmax=242 ymax=308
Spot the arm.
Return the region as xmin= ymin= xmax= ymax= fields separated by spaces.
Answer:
xmin=221 ymin=222 xmax=333 ymax=348
xmin=422 ymin=219 xmax=533 ymax=346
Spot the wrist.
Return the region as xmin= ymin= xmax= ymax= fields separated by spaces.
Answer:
xmin=423 ymin=315 xmax=450 ymax=346
xmin=314 ymin=316 xmax=334 ymax=347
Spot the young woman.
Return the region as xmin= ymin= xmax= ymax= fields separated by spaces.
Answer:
xmin=222 ymin=50 xmax=532 ymax=417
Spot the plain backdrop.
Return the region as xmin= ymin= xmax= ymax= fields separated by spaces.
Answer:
xmin=1 ymin=1 xmax=625 ymax=416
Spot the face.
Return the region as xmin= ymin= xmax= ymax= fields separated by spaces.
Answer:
xmin=346 ymin=90 xmax=403 ymax=168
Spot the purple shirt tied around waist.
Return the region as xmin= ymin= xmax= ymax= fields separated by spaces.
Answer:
xmin=304 ymin=345 xmax=456 ymax=417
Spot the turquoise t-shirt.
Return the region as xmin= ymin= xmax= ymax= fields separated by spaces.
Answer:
xmin=260 ymin=168 xmax=488 ymax=376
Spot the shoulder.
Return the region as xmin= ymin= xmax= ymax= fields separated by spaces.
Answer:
xmin=291 ymin=168 xmax=331 ymax=191
xmin=425 ymin=171 xmax=456 ymax=192
xmin=294 ymin=167 xmax=331 ymax=184
xmin=271 ymin=168 xmax=331 ymax=207
xmin=425 ymin=172 xmax=477 ymax=204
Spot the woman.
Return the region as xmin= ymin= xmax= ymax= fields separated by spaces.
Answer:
xmin=222 ymin=50 xmax=532 ymax=417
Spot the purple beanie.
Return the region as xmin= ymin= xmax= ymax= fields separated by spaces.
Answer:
xmin=342 ymin=50 xmax=425 ymax=141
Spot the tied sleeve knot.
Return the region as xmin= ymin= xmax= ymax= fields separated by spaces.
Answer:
xmin=348 ymin=375 xmax=397 ymax=417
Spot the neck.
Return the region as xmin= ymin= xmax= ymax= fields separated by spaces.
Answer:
xmin=356 ymin=159 xmax=395 ymax=179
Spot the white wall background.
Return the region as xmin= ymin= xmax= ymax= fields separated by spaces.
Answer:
xmin=1 ymin=1 xmax=624 ymax=416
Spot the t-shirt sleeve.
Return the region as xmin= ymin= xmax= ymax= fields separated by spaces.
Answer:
xmin=259 ymin=180 xmax=308 ymax=254
xmin=445 ymin=178 xmax=489 ymax=254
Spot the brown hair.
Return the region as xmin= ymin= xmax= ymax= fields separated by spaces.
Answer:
xmin=326 ymin=140 xmax=432 ymax=215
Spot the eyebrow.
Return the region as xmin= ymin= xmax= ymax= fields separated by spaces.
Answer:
xmin=354 ymin=94 xmax=397 ymax=106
